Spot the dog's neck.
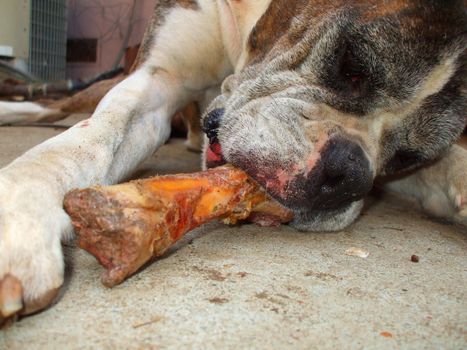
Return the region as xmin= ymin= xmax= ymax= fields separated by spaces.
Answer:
xmin=219 ymin=0 xmax=272 ymax=71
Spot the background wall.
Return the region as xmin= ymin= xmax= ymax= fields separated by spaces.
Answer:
xmin=0 ymin=0 xmax=30 ymax=59
xmin=66 ymin=0 xmax=156 ymax=80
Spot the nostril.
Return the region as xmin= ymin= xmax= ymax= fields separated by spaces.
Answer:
xmin=203 ymin=108 xmax=225 ymax=142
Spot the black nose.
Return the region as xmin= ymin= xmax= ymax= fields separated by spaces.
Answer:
xmin=202 ymin=108 xmax=224 ymax=143
xmin=314 ymin=137 xmax=373 ymax=210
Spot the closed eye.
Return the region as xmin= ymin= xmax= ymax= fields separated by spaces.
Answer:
xmin=339 ymin=49 xmax=368 ymax=97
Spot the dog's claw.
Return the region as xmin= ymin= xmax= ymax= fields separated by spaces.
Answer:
xmin=0 ymin=274 xmax=23 ymax=318
xmin=0 ymin=274 xmax=60 ymax=327
xmin=455 ymin=199 xmax=467 ymax=225
xmin=447 ymin=177 xmax=467 ymax=226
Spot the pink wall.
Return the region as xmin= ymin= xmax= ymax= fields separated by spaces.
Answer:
xmin=66 ymin=0 xmax=157 ymax=79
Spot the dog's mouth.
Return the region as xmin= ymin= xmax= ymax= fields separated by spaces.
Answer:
xmin=203 ymin=140 xmax=364 ymax=231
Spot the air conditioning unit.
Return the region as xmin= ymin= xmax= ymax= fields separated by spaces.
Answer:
xmin=0 ymin=0 xmax=67 ymax=81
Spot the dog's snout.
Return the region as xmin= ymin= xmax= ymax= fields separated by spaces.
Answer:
xmin=230 ymin=136 xmax=373 ymax=213
xmin=203 ymin=108 xmax=224 ymax=143
xmin=314 ymin=137 xmax=372 ymax=209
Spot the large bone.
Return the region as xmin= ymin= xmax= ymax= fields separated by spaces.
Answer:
xmin=63 ymin=165 xmax=292 ymax=287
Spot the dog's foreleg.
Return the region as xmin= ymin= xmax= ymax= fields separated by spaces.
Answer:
xmin=0 ymin=67 xmax=189 ymax=318
xmin=0 ymin=0 xmax=233 ymax=322
xmin=383 ymin=145 xmax=467 ymax=226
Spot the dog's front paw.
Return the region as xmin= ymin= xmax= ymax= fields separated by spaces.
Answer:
xmin=447 ymin=147 xmax=467 ymax=226
xmin=448 ymin=176 xmax=467 ymax=226
xmin=0 ymin=179 xmax=70 ymax=325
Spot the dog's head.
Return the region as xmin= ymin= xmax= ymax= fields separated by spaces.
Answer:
xmin=203 ymin=0 xmax=467 ymax=231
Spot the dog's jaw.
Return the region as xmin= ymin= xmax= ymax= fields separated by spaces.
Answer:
xmin=290 ymin=200 xmax=364 ymax=232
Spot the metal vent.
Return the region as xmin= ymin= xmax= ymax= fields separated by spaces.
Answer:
xmin=29 ymin=0 xmax=67 ymax=81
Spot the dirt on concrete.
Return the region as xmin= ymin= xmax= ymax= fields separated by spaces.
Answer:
xmin=0 ymin=116 xmax=466 ymax=349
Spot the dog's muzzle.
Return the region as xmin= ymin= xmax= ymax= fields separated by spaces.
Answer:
xmin=203 ymin=109 xmax=373 ymax=213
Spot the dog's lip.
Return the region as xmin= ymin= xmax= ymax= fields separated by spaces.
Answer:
xmin=293 ymin=201 xmax=352 ymax=215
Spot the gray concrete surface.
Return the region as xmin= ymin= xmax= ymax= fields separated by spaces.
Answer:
xmin=0 ymin=115 xmax=466 ymax=349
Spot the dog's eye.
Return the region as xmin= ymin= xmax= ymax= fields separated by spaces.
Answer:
xmin=340 ymin=50 xmax=367 ymax=93
xmin=344 ymin=71 xmax=363 ymax=84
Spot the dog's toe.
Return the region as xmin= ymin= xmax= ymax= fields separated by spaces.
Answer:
xmin=0 ymin=199 xmax=68 ymax=326
xmin=448 ymin=183 xmax=467 ymax=225
xmin=0 ymin=274 xmax=60 ymax=327
xmin=0 ymin=271 xmax=62 ymax=327
xmin=455 ymin=199 xmax=467 ymax=225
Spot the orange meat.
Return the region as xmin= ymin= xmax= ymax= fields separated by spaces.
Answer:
xmin=63 ymin=165 xmax=292 ymax=287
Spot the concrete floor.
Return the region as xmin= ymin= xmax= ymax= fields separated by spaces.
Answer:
xmin=0 ymin=115 xmax=466 ymax=349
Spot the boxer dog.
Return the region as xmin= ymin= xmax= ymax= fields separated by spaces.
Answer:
xmin=0 ymin=0 xmax=466 ymax=322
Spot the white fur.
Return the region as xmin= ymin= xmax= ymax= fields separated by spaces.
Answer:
xmin=219 ymin=0 xmax=272 ymax=71
xmin=148 ymin=0 xmax=233 ymax=91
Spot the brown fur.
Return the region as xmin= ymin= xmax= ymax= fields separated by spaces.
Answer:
xmin=247 ymin=0 xmax=307 ymax=64
xmin=49 ymin=76 xmax=125 ymax=116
